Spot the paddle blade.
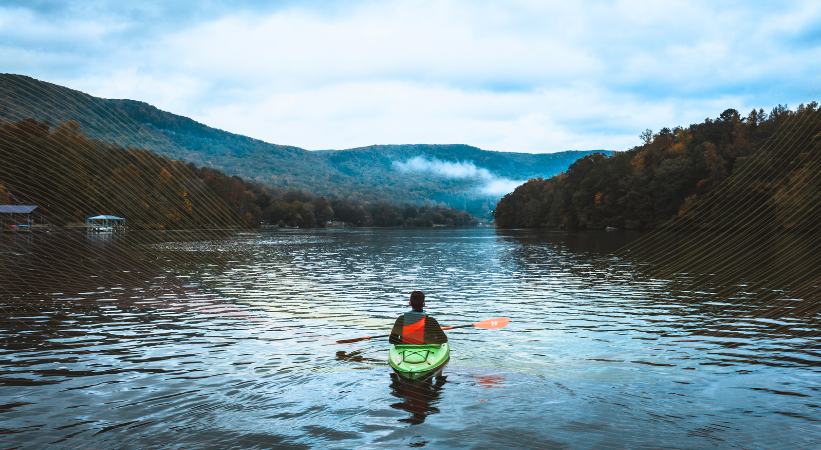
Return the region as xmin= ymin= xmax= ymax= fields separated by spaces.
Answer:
xmin=473 ymin=317 xmax=509 ymax=329
xmin=336 ymin=335 xmax=372 ymax=344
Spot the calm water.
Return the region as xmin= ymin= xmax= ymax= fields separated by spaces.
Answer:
xmin=0 ymin=228 xmax=818 ymax=449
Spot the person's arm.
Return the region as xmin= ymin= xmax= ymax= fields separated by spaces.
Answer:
xmin=425 ymin=316 xmax=448 ymax=343
xmin=389 ymin=316 xmax=403 ymax=344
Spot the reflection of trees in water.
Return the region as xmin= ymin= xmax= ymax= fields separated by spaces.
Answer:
xmin=496 ymin=227 xmax=819 ymax=357
xmin=631 ymin=230 xmax=820 ymax=366
xmin=0 ymin=230 xmax=239 ymax=353
xmin=499 ymin=227 xmax=818 ymax=313
xmin=496 ymin=229 xmax=642 ymax=255
xmin=2 ymin=232 xmax=150 ymax=293
xmin=634 ymin=231 xmax=818 ymax=314
xmin=0 ymin=229 xmax=239 ymax=294
xmin=389 ymin=373 xmax=447 ymax=425
xmin=624 ymin=228 xmax=819 ymax=352
xmin=493 ymin=229 xmax=643 ymax=290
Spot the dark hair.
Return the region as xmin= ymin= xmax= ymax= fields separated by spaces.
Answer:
xmin=410 ymin=291 xmax=425 ymax=310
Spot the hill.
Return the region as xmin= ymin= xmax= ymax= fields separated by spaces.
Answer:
xmin=621 ymin=104 xmax=820 ymax=307
xmin=0 ymin=74 xmax=609 ymax=218
xmin=495 ymin=103 xmax=819 ymax=230
xmin=0 ymin=119 xmax=475 ymax=229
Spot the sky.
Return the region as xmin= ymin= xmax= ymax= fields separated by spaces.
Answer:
xmin=1 ymin=0 xmax=819 ymax=152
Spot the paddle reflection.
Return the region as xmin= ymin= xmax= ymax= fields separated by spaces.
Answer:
xmin=389 ymin=373 xmax=447 ymax=425
xmin=335 ymin=350 xmax=380 ymax=364
xmin=474 ymin=374 xmax=504 ymax=389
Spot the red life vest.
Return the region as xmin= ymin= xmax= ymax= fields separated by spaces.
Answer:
xmin=402 ymin=314 xmax=427 ymax=344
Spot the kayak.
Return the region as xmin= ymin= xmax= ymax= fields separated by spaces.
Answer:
xmin=389 ymin=343 xmax=450 ymax=380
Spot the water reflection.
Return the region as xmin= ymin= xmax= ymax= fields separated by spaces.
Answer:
xmin=626 ymin=229 xmax=819 ymax=307
xmin=495 ymin=228 xmax=642 ymax=255
xmin=0 ymin=228 xmax=818 ymax=448
xmin=389 ymin=373 xmax=448 ymax=425
xmin=335 ymin=350 xmax=380 ymax=364
xmin=474 ymin=374 xmax=505 ymax=389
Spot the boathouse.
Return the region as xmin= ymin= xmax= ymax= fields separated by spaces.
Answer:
xmin=0 ymin=205 xmax=38 ymax=231
xmin=85 ymin=214 xmax=126 ymax=232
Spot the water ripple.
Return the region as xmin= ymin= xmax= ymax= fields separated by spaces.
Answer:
xmin=0 ymin=229 xmax=818 ymax=448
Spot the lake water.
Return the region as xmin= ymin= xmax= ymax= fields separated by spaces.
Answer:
xmin=0 ymin=228 xmax=818 ymax=449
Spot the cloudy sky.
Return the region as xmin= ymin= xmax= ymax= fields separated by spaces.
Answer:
xmin=1 ymin=0 xmax=819 ymax=152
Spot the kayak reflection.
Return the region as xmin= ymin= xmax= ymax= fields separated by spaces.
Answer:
xmin=389 ymin=372 xmax=447 ymax=425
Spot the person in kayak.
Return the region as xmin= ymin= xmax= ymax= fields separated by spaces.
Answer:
xmin=389 ymin=291 xmax=448 ymax=344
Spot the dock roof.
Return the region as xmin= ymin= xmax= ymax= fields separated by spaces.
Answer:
xmin=86 ymin=215 xmax=125 ymax=221
xmin=0 ymin=205 xmax=38 ymax=214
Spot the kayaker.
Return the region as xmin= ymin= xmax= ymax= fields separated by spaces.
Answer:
xmin=389 ymin=291 xmax=448 ymax=344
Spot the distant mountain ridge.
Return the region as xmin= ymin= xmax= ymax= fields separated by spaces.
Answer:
xmin=0 ymin=74 xmax=610 ymax=217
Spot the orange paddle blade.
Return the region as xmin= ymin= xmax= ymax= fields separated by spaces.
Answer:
xmin=336 ymin=335 xmax=373 ymax=344
xmin=474 ymin=317 xmax=509 ymax=329
xmin=442 ymin=317 xmax=510 ymax=330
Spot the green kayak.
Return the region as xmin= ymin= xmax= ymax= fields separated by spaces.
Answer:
xmin=389 ymin=343 xmax=450 ymax=380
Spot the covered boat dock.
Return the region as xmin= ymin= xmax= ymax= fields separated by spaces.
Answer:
xmin=0 ymin=205 xmax=38 ymax=232
xmin=86 ymin=215 xmax=126 ymax=232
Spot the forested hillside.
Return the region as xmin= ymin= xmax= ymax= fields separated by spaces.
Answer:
xmin=495 ymin=103 xmax=819 ymax=230
xmin=0 ymin=120 xmax=475 ymax=229
xmin=0 ymin=74 xmax=607 ymax=217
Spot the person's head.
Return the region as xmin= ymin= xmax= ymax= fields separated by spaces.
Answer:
xmin=409 ymin=290 xmax=425 ymax=311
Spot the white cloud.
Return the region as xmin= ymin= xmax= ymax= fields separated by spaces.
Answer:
xmin=394 ymin=157 xmax=495 ymax=179
xmin=393 ymin=156 xmax=524 ymax=197
xmin=3 ymin=0 xmax=820 ymax=152
xmin=480 ymin=178 xmax=524 ymax=197
xmin=70 ymin=70 xmax=207 ymax=115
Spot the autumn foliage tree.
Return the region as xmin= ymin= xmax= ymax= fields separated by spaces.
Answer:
xmin=495 ymin=103 xmax=819 ymax=230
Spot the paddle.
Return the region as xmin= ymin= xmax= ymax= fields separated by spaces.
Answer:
xmin=335 ymin=317 xmax=509 ymax=344
xmin=442 ymin=317 xmax=509 ymax=330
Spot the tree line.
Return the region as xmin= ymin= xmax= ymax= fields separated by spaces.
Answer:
xmin=0 ymin=119 xmax=475 ymax=229
xmin=494 ymin=103 xmax=819 ymax=230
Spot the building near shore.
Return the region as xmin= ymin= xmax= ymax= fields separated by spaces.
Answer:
xmin=85 ymin=215 xmax=126 ymax=232
xmin=0 ymin=205 xmax=38 ymax=231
